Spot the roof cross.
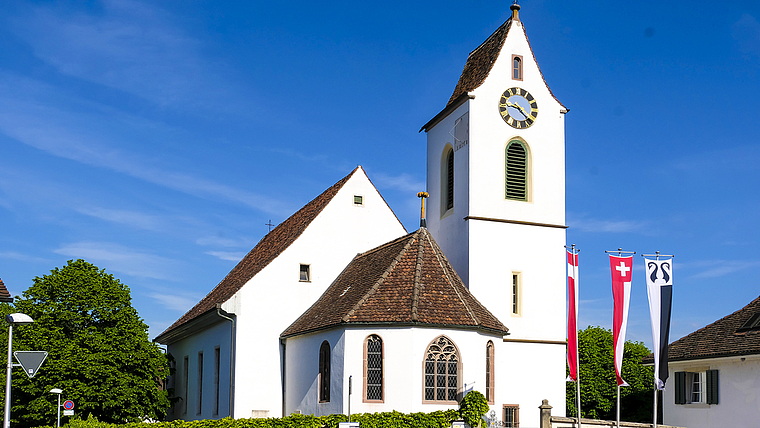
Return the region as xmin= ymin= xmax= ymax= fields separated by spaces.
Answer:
xmin=265 ymin=219 xmax=275 ymax=232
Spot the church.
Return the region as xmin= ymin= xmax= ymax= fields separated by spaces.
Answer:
xmin=155 ymin=4 xmax=568 ymax=427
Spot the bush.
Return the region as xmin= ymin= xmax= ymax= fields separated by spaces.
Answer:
xmin=459 ymin=391 xmax=489 ymax=427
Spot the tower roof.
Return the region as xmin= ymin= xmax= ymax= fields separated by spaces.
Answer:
xmin=281 ymin=228 xmax=508 ymax=338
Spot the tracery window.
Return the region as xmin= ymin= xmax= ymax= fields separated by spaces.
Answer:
xmin=319 ymin=341 xmax=330 ymax=402
xmin=424 ymin=336 xmax=460 ymax=402
xmin=364 ymin=335 xmax=383 ymax=402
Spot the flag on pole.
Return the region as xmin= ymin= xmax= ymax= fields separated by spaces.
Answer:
xmin=645 ymin=258 xmax=673 ymax=391
xmin=610 ymin=255 xmax=633 ymax=387
xmin=567 ymin=250 xmax=580 ymax=382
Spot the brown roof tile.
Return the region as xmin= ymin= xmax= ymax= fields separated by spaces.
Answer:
xmin=0 ymin=279 xmax=12 ymax=303
xmin=156 ymin=167 xmax=360 ymax=341
xmin=644 ymin=295 xmax=760 ymax=363
xmin=281 ymin=228 xmax=508 ymax=338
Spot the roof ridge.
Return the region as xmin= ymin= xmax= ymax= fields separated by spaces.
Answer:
xmin=422 ymin=229 xmax=480 ymax=325
xmin=411 ymin=230 xmax=424 ymax=322
xmin=341 ymin=231 xmax=418 ymax=322
xmin=466 ymin=18 xmax=512 ymax=59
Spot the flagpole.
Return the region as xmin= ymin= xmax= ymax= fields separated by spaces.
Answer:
xmin=565 ymin=244 xmax=582 ymax=428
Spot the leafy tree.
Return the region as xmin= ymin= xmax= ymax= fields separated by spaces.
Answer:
xmin=459 ymin=390 xmax=489 ymax=427
xmin=6 ymin=259 xmax=170 ymax=427
xmin=566 ymin=326 xmax=653 ymax=423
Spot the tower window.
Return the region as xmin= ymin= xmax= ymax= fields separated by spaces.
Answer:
xmin=443 ymin=148 xmax=454 ymax=212
xmin=511 ymin=273 xmax=522 ymax=316
xmin=505 ymin=140 xmax=528 ymax=201
xmin=299 ymin=264 xmax=310 ymax=282
xmin=319 ymin=341 xmax=331 ymax=402
xmin=353 ymin=195 xmax=364 ymax=206
xmin=512 ymin=55 xmax=523 ymax=81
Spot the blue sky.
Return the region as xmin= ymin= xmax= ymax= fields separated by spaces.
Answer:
xmin=1 ymin=0 xmax=759 ymax=348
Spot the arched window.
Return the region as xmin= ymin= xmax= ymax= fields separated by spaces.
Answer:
xmin=443 ymin=148 xmax=454 ymax=212
xmin=486 ymin=341 xmax=495 ymax=403
xmin=424 ymin=336 xmax=461 ymax=402
xmin=512 ymin=55 xmax=523 ymax=80
xmin=505 ymin=140 xmax=528 ymax=201
xmin=364 ymin=335 xmax=383 ymax=402
xmin=319 ymin=341 xmax=330 ymax=402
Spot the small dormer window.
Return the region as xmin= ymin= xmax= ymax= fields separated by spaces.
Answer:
xmin=353 ymin=195 xmax=364 ymax=206
xmin=299 ymin=264 xmax=310 ymax=282
xmin=512 ymin=55 xmax=523 ymax=81
xmin=737 ymin=312 xmax=760 ymax=332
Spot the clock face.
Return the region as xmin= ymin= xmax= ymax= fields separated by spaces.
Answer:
xmin=499 ymin=87 xmax=538 ymax=129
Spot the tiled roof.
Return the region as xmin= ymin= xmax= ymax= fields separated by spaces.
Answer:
xmin=445 ymin=17 xmax=566 ymax=110
xmin=0 ymin=279 xmax=12 ymax=302
xmin=644 ymin=295 xmax=760 ymax=363
xmin=281 ymin=228 xmax=508 ymax=338
xmin=156 ymin=167 xmax=360 ymax=341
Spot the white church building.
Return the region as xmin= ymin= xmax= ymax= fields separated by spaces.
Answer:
xmin=156 ymin=4 xmax=569 ymax=427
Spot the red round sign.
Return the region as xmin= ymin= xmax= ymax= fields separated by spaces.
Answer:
xmin=63 ymin=400 xmax=74 ymax=410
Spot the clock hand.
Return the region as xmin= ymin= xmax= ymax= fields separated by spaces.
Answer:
xmin=506 ymin=101 xmax=529 ymax=119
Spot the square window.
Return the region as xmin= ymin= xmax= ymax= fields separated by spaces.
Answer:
xmin=353 ymin=195 xmax=364 ymax=206
xmin=299 ymin=264 xmax=310 ymax=282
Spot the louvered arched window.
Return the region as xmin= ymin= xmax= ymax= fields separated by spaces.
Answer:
xmin=423 ymin=336 xmax=461 ymax=403
xmin=505 ymin=140 xmax=528 ymax=201
xmin=319 ymin=341 xmax=330 ymax=402
xmin=364 ymin=335 xmax=383 ymax=402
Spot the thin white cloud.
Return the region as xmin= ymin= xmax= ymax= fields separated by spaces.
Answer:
xmin=372 ymin=172 xmax=425 ymax=194
xmin=148 ymin=292 xmax=200 ymax=313
xmin=0 ymin=251 xmax=52 ymax=264
xmin=196 ymin=236 xmax=255 ymax=248
xmin=205 ymin=251 xmax=247 ymax=262
xmin=75 ymin=206 xmax=165 ymax=231
xmin=567 ymin=213 xmax=649 ymax=234
xmin=53 ymin=242 xmax=181 ymax=281
xmin=686 ymin=259 xmax=760 ymax=279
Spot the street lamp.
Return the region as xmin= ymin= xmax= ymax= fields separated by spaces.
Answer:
xmin=4 ymin=313 xmax=33 ymax=428
xmin=49 ymin=389 xmax=62 ymax=428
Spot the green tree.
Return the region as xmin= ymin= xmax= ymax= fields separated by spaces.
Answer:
xmin=8 ymin=259 xmax=170 ymax=427
xmin=459 ymin=390 xmax=489 ymax=427
xmin=567 ymin=326 xmax=653 ymax=423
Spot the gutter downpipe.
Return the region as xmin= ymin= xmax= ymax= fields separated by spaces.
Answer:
xmin=216 ymin=304 xmax=236 ymax=418
xmin=280 ymin=338 xmax=286 ymax=417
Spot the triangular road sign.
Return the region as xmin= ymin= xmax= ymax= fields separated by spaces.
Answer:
xmin=14 ymin=351 xmax=48 ymax=378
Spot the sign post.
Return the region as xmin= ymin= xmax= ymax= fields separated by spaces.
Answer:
xmin=63 ymin=400 xmax=74 ymax=417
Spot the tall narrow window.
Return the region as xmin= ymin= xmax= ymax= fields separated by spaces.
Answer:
xmin=319 ymin=341 xmax=331 ymax=402
xmin=511 ymin=273 xmax=521 ymax=315
xmin=424 ymin=336 xmax=460 ymax=403
xmin=512 ymin=55 xmax=523 ymax=80
xmin=365 ymin=335 xmax=383 ymax=402
xmin=505 ymin=140 xmax=528 ymax=201
xmin=503 ymin=405 xmax=520 ymax=427
xmin=445 ymin=148 xmax=454 ymax=211
xmin=213 ymin=347 xmax=220 ymax=416
xmin=197 ymin=352 xmax=204 ymax=414
xmin=485 ymin=341 xmax=495 ymax=403
xmin=182 ymin=356 xmax=189 ymax=415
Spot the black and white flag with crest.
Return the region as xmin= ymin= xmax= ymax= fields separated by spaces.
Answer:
xmin=645 ymin=258 xmax=673 ymax=391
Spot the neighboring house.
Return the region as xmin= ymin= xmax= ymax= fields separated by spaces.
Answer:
xmin=659 ymin=295 xmax=760 ymax=428
xmin=157 ymin=4 xmax=569 ymax=428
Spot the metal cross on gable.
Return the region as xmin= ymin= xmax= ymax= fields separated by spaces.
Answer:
xmin=265 ymin=219 xmax=275 ymax=232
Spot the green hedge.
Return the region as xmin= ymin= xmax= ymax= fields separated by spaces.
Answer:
xmin=60 ymin=410 xmax=461 ymax=428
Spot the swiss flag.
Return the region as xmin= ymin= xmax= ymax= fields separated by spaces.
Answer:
xmin=610 ymin=255 xmax=633 ymax=387
xmin=567 ymin=250 xmax=579 ymax=382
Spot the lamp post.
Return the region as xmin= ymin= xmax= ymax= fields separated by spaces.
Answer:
xmin=4 ymin=313 xmax=34 ymax=428
xmin=49 ymin=389 xmax=62 ymax=428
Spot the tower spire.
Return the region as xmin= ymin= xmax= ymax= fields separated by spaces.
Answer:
xmin=417 ymin=192 xmax=429 ymax=228
xmin=510 ymin=0 xmax=521 ymax=21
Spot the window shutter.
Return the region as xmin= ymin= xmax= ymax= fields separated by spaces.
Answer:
xmin=674 ymin=371 xmax=687 ymax=404
xmin=505 ymin=142 xmax=527 ymax=200
xmin=706 ymin=369 xmax=719 ymax=404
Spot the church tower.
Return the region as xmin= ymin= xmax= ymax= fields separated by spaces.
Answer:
xmin=421 ymin=3 xmax=567 ymax=419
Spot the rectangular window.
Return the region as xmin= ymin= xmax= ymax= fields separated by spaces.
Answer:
xmin=299 ymin=264 xmax=310 ymax=282
xmin=197 ymin=352 xmax=204 ymax=414
xmin=511 ymin=55 xmax=523 ymax=81
xmin=511 ymin=273 xmax=521 ymax=316
xmin=213 ymin=347 xmax=220 ymax=416
xmin=182 ymin=356 xmax=189 ymax=415
xmin=675 ymin=369 xmax=719 ymax=405
xmin=503 ymin=405 xmax=519 ymax=427
xmin=690 ymin=372 xmax=704 ymax=403
xmin=353 ymin=195 xmax=364 ymax=206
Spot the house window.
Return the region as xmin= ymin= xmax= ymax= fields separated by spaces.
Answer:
xmin=182 ymin=356 xmax=189 ymax=415
xmin=511 ymin=273 xmax=521 ymax=316
xmin=424 ymin=336 xmax=460 ymax=403
xmin=505 ymin=140 xmax=528 ymax=201
xmin=197 ymin=351 xmax=203 ymax=414
xmin=299 ymin=264 xmax=310 ymax=282
xmin=213 ymin=347 xmax=220 ymax=416
xmin=353 ymin=195 xmax=364 ymax=206
xmin=503 ymin=405 xmax=520 ymax=427
xmin=485 ymin=341 xmax=495 ymax=404
xmin=675 ymin=370 xmax=719 ymax=405
xmin=364 ymin=335 xmax=383 ymax=402
xmin=319 ymin=341 xmax=331 ymax=402
xmin=442 ymin=147 xmax=454 ymax=212
xmin=512 ymin=55 xmax=523 ymax=80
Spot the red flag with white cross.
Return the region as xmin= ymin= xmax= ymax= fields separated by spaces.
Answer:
xmin=610 ymin=255 xmax=633 ymax=387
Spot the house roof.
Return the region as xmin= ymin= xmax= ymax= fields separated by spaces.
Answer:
xmin=281 ymin=228 xmax=508 ymax=338
xmin=156 ymin=167 xmax=362 ymax=343
xmin=421 ymin=14 xmax=566 ymax=132
xmin=645 ymin=295 xmax=760 ymax=364
xmin=0 ymin=279 xmax=12 ymax=303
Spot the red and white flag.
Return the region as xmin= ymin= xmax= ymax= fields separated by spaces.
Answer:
xmin=567 ymin=250 xmax=579 ymax=382
xmin=610 ymin=255 xmax=633 ymax=387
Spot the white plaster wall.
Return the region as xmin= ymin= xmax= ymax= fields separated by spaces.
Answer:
xmin=663 ymin=356 xmax=760 ymax=428
xmin=166 ymin=321 xmax=232 ymax=421
xmin=219 ymin=167 xmax=406 ymax=418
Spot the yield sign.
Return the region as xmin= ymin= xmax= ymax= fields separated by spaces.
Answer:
xmin=14 ymin=351 xmax=48 ymax=378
